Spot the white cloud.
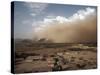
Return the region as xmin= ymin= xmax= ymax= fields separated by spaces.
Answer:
xmin=35 ymin=7 xmax=95 ymax=25
xmin=30 ymin=13 xmax=37 ymax=16
xmin=24 ymin=2 xmax=48 ymax=16
xmin=24 ymin=3 xmax=48 ymax=9
xmin=69 ymin=7 xmax=96 ymax=21
xmin=42 ymin=16 xmax=68 ymax=24
xmin=56 ymin=16 xmax=68 ymax=23
xmin=34 ymin=7 xmax=96 ymax=32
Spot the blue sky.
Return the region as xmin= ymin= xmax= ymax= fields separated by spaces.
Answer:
xmin=13 ymin=1 xmax=97 ymax=39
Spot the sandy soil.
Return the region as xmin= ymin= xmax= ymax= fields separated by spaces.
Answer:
xmin=14 ymin=43 xmax=97 ymax=73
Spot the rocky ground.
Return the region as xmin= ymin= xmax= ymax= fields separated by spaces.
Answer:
xmin=14 ymin=43 xmax=97 ymax=73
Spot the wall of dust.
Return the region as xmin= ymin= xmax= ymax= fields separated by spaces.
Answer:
xmin=34 ymin=7 xmax=97 ymax=43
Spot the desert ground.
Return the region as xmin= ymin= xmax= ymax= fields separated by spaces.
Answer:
xmin=14 ymin=40 xmax=97 ymax=73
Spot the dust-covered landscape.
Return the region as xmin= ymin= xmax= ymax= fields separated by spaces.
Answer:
xmin=14 ymin=39 xmax=97 ymax=73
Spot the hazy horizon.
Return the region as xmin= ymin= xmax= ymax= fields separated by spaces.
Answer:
xmin=14 ymin=2 xmax=97 ymax=43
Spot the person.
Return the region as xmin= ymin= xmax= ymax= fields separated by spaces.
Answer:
xmin=52 ymin=58 xmax=62 ymax=71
